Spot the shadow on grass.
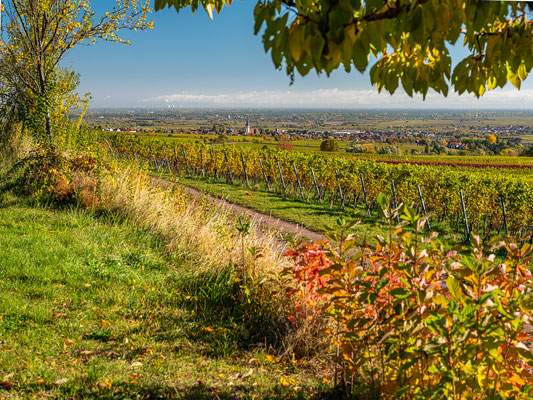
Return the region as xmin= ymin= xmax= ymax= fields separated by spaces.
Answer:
xmin=15 ymin=380 xmax=357 ymax=400
xmin=0 ymin=192 xmax=20 ymax=209
xmin=165 ymin=267 xmax=291 ymax=359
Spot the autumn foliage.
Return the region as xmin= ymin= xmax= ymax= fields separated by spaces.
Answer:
xmin=283 ymin=242 xmax=332 ymax=324
xmin=278 ymin=137 xmax=294 ymax=151
xmin=2 ymin=148 xmax=107 ymax=207
xmin=284 ymin=195 xmax=533 ymax=399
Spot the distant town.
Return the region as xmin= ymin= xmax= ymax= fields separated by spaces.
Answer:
xmin=83 ymin=109 xmax=533 ymax=150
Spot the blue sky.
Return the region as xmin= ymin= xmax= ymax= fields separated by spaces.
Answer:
xmin=63 ymin=1 xmax=533 ymax=109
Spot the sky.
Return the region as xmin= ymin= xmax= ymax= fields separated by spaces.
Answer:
xmin=63 ymin=1 xmax=533 ymax=110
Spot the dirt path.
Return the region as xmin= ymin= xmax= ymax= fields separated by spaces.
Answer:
xmin=151 ymin=176 xmax=325 ymax=242
xmin=185 ymin=185 xmax=325 ymax=242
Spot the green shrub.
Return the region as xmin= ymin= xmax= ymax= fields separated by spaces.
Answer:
xmin=521 ymin=146 xmax=533 ymax=157
xmin=320 ymin=139 xmax=338 ymax=152
xmin=216 ymin=134 xmax=229 ymax=143
xmin=346 ymin=143 xmax=366 ymax=153
xmin=377 ymin=144 xmax=401 ymax=155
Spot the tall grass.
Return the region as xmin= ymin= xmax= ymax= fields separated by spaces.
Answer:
xmin=97 ymin=164 xmax=324 ymax=356
xmin=99 ymin=165 xmax=289 ymax=277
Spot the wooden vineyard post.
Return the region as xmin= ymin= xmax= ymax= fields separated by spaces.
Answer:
xmin=335 ymin=170 xmax=345 ymax=210
xmin=277 ymin=162 xmax=286 ymax=193
xmin=353 ymin=193 xmax=360 ymax=208
xmin=173 ymin=146 xmax=181 ymax=174
xmin=259 ymin=159 xmax=271 ymax=191
xmin=200 ymin=150 xmax=205 ymax=177
xmin=105 ymin=140 xmax=116 ymax=159
xmin=360 ymin=174 xmax=367 ymax=204
xmin=360 ymin=174 xmax=371 ymax=215
xmin=310 ymin=167 xmax=322 ymax=203
xmin=181 ymin=147 xmax=190 ymax=176
xmin=460 ymin=191 xmax=470 ymax=242
xmin=417 ymin=185 xmax=431 ymax=231
xmin=149 ymin=144 xmax=160 ymax=171
xmin=391 ymin=179 xmax=400 ymax=222
xmin=210 ymin=149 xmax=218 ymax=181
xmin=162 ymin=145 xmax=172 ymax=175
xmin=224 ymin=152 xmax=232 ymax=183
xmin=293 ymin=164 xmax=304 ymax=199
xmin=129 ymin=142 xmax=139 ymax=165
xmin=501 ymin=196 xmax=509 ymax=236
xmin=241 ymin=154 xmax=250 ymax=188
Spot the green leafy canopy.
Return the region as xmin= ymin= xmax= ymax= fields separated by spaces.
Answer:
xmin=155 ymin=0 xmax=533 ymax=98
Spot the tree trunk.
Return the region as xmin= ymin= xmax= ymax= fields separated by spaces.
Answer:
xmin=46 ymin=110 xmax=53 ymax=144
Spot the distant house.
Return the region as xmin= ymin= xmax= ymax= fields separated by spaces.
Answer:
xmin=447 ymin=142 xmax=467 ymax=150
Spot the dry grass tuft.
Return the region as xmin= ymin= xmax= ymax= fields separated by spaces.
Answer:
xmin=71 ymin=171 xmax=98 ymax=208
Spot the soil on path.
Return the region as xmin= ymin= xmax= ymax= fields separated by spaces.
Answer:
xmin=185 ymin=185 xmax=325 ymax=242
xmin=152 ymin=176 xmax=325 ymax=243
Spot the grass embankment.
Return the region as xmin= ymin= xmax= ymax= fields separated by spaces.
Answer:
xmin=0 ymin=194 xmax=326 ymax=399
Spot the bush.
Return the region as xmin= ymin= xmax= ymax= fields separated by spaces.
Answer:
xmin=285 ymin=195 xmax=533 ymax=398
xmin=320 ymin=139 xmax=338 ymax=152
xmin=521 ymin=146 xmax=533 ymax=157
xmin=346 ymin=143 xmax=366 ymax=153
xmin=377 ymin=144 xmax=401 ymax=155
xmin=1 ymin=148 xmax=106 ymax=207
xmin=216 ymin=134 xmax=229 ymax=144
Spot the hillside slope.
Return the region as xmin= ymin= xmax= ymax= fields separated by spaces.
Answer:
xmin=0 ymin=197 xmax=323 ymax=399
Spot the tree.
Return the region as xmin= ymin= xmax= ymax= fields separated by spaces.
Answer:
xmin=156 ymin=0 xmax=532 ymax=98
xmin=486 ymin=133 xmax=497 ymax=144
xmin=522 ymin=146 xmax=533 ymax=157
xmin=278 ymin=136 xmax=293 ymax=150
xmin=346 ymin=142 xmax=366 ymax=153
xmin=0 ymin=0 xmax=153 ymax=145
xmin=320 ymin=138 xmax=338 ymax=152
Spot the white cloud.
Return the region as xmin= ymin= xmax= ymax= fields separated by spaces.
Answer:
xmin=140 ymin=88 xmax=533 ymax=109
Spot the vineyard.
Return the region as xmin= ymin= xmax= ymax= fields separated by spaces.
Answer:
xmin=107 ymin=131 xmax=533 ymax=170
xmin=105 ymin=135 xmax=533 ymax=242
xmin=346 ymin=153 xmax=533 ymax=170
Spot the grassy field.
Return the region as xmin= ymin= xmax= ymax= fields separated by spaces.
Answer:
xmin=227 ymin=139 xmax=422 ymax=154
xmin=105 ymin=130 xmax=434 ymax=155
xmin=0 ymin=195 xmax=326 ymax=399
xmin=520 ymin=134 xmax=533 ymax=142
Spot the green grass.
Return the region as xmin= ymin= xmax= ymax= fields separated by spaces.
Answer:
xmin=0 ymin=196 xmax=326 ymax=399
